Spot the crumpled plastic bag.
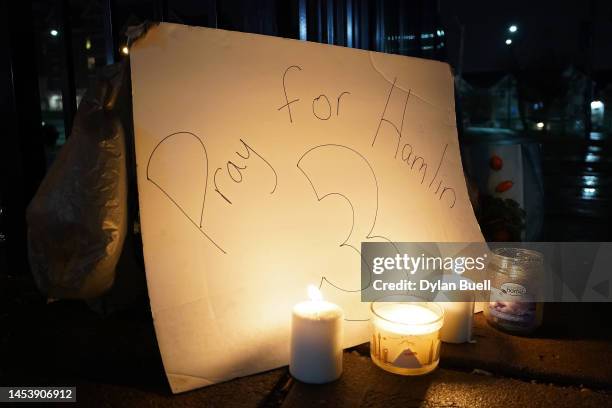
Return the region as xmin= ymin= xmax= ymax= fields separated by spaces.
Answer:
xmin=26 ymin=64 xmax=128 ymax=300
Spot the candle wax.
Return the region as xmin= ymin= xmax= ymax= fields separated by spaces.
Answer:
xmin=290 ymin=300 xmax=343 ymax=384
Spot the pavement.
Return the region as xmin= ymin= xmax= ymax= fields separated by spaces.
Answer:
xmin=1 ymin=277 xmax=612 ymax=407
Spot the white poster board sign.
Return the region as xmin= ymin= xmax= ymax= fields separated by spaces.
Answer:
xmin=130 ymin=23 xmax=483 ymax=393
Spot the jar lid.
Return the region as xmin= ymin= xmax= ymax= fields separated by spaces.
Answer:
xmin=490 ymin=248 xmax=543 ymax=278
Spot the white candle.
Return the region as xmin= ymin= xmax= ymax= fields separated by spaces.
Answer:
xmin=290 ymin=285 xmax=343 ymax=384
xmin=370 ymin=301 xmax=444 ymax=375
xmin=438 ymin=301 xmax=474 ymax=343
xmin=434 ymin=274 xmax=475 ymax=343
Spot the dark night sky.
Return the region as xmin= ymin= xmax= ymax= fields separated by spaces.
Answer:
xmin=439 ymin=0 xmax=612 ymax=73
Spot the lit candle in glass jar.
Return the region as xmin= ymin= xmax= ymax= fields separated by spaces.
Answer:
xmin=370 ymin=299 xmax=444 ymax=375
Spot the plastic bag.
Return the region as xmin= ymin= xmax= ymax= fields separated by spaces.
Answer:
xmin=26 ymin=64 xmax=128 ymax=299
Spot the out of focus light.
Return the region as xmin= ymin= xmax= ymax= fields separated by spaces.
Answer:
xmin=48 ymin=93 xmax=62 ymax=111
xmin=50 ymin=29 xmax=59 ymax=37
xmin=582 ymin=175 xmax=598 ymax=187
xmin=505 ymin=39 xmax=512 ymax=45
xmin=585 ymin=152 xmax=599 ymax=163
xmin=121 ymin=45 xmax=129 ymax=55
xmin=591 ymin=100 xmax=605 ymax=127
xmin=582 ymin=188 xmax=597 ymax=199
xmin=85 ymin=38 xmax=92 ymax=50
xmin=536 ymin=122 xmax=544 ymax=129
xmin=509 ymin=25 xmax=517 ymax=33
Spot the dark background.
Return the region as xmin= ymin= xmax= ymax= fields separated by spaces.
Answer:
xmin=3 ymin=0 xmax=612 ymax=273
xmin=2 ymin=0 xmax=612 ymax=398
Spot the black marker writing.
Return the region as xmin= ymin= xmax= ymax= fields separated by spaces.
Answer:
xmin=213 ymin=167 xmax=233 ymax=205
xmin=277 ymin=65 xmax=302 ymax=123
xmin=214 ymin=138 xmax=278 ymax=204
xmin=147 ymin=131 xmax=226 ymax=254
xmin=372 ymin=79 xmax=456 ymax=208
xmin=336 ymin=91 xmax=351 ymax=115
xmin=277 ymin=65 xmax=351 ymax=123
xmin=312 ymin=94 xmax=332 ymax=120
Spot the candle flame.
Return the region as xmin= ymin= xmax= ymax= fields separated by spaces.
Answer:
xmin=307 ymin=284 xmax=323 ymax=302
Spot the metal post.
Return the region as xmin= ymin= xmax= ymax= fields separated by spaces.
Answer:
xmin=208 ymin=0 xmax=217 ymax=28
xmin=1 ymin=0 xmax=46 ymax=274
xmin=398 ymin=0 xmax=405 ymax=55
xmin=359 ymin=0 xmax=368 ymax=50
xmin=346 ymin=0 xmax=353 ymax=47
xmin=299 ymin=0 xmax=307 ymax=40
xmin=103 ymin=0 xmax=115 ymax=65
xmin=456 ymin=17 xmax=465 ymax=78
xmin=327 ymin=0 xmax=334 ymax=44
xmin=375 ymin=0 xmax=384 ymax=51
xmin=415 ymin=0 xmax=423 ymax=57
xmin=582 ymin=0 xmax=595 ymax=140
xmin=58 ymin=0 xmax=77 ymax=138
xmin=157 ymin=0 xmax=169 ymax=22
xmin=335 ymin=0 xmax=345 ymax=46
xmin=316 ymin=0 xmax=323 ymax=43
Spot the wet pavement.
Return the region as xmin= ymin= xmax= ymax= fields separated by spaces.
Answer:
xmin=542 ymin=132 xmax=612 ymax=241
xmin=2 ymin=272 xmax=612 ymax=407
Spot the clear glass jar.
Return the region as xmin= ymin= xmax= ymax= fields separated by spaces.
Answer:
xmin=484 ymin=248 xmax=544 ymax=335
xmin=370 ymin=299 xmax=444 ymax=375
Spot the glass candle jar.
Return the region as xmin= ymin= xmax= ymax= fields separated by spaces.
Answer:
xmin=370 ymin=299 xmax=444 ymax=375
xmin=484 ymin=248 xmax=544 ymax=335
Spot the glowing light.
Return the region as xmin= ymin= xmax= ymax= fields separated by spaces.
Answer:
xmin=85 ymin=38 xmax=91 ymax=50
xmin=536 ymin=122 xmax=544 ymax=129
xmin=121 ymin=45 xmax=129 ymax=55
xmin=582 ymin=188 xmax=597 ymax=199
xmin=590 ymin=100 xmax=604 ymax=110
xmin=48 ymin=93 xmax=63 ymax=111
xmin=582 ymin=175 xmax=598 ymax=187
xmin=50 ymin=29 xmax=59 ymax=37
xmin=505 ymin=39 xmax=512 ymax=45
xmin=307 ymin=285 xmax=323 ymax=302
xmin=585 ymin=152 xmax=599 ymax=163
xmin=509 ymin=25 xmax=517 ymax=33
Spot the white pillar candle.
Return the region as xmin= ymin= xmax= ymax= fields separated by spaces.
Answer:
xmin=370 ymin=301 xmax=444 ymax=376
xmin=438 ymin=301 xmax=474 ymax=343
xmin=434 ymin=274 xmax=475 ymax=343
xmin=290 ymin=285 xmax=343 ymax=384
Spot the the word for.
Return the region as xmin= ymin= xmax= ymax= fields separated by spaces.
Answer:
xmin=278 ymin=65 xmax=351 ymax=123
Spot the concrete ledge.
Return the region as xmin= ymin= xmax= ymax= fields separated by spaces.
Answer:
xmin=283 ymin=352 xmax=611 ymax=408
xmin=440 ymin=313 xmax=612 ymax=388
xmin=67 ymin=368 xmax=286 ymax=407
